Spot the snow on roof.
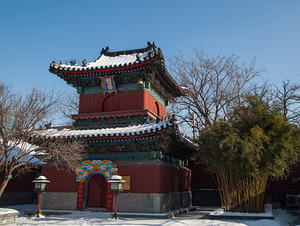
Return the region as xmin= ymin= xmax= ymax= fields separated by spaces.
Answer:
xmin=33 ymin=120 xmax=173 ymax=139
xmin=8 ymin=145 xmax=45 ymax=165
xmin=179 ymin=133 xmax=198 ymax=148
xmin=180 ymin=86 xmax=189 ymax=91
xmin=51 ymin=43 xmax=156 ymax=71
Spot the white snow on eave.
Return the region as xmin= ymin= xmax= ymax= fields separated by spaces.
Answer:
xmin=54 ymin=51 xmax=151 ymax=70
xmin=8 ymin=141 xmax=40 ymax=152
xmin=180 ymin=133 xmax=198 ymax=147
xmin=6 ymin=145 xmax=45 ymax=165
xmin=180 ymin=86 xmax=189 ymax=90
xmin=33 ymin=120 xmax=171 ymax=139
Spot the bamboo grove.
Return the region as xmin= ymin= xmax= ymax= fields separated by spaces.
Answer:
xmin=196 ymin=97 xmax=299 ymax=212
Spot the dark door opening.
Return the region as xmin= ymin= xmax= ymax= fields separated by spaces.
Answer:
xmin=87 ymin=174 xmax=107 ymax=207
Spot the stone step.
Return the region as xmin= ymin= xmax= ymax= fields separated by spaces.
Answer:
xmin=86 ymin=207 xmax=107 ymax=212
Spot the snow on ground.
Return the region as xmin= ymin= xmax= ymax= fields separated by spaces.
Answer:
xmin=0 ymin=207 xmax=19 ymax=215
xmin=2 ymin=204 xmax=298 ymax=226
xmin=210 ymin=204 xmax=273 ymax=218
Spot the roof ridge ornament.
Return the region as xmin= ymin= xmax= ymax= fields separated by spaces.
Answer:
xmin=147 ymin=41 xmax=156 ymax=48
xmin=70 ymin=60 xmax=76 ymax=66
xmin=136 ymin=53 xmax=141 ymax=62
xmin=171 ymin=114 xmax=177 ymax=123
xmin=158 ymin=48 xmax=163 ymax=57
xmin=101 ymin=46 xmax=110 ymax=55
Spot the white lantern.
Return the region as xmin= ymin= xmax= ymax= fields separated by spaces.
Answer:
xmin=108 ymin=175 xmax=125 ymax=192
xmin=32 ymin=175 xmax=50 ymax=192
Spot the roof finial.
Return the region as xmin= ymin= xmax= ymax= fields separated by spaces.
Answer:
xmin=158 ymin=48 xmax=163 ymax=57
xmin=136 ymin=53 xmax=141 ymax=62
xmin=171 ymin=114 xmax=177 ymax=122
xmin=45 ymin=122 xmax=52 ymax=129
xmin=101 ymin=46 xmax=110 ymax=55
xmin=82 ymin=59 xmax=87 ymax=66
xmin=147 ymin=41 xmax=156 ymax=49
xmin=70 ymin=60 xmax=76 ymax=66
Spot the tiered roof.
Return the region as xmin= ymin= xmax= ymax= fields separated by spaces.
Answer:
xmin=33 ymin=118 xmax=175 ymax=142
xmin=49 ymin=42 xmax=186 ymax=98
xmin=32 ymin=117 xmax=195 ymax=160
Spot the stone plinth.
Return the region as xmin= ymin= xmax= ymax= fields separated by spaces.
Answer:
xmin=0 ymin=208 xmax=19 ymax=226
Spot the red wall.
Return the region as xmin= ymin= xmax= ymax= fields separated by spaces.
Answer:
xmin=191 ymin=162 xmax=300 ymax=191
xmin=79 ymin=90 xmax=166 ymax=119
xmin=269 ymin=164 xmax=300 ymax=190
xmin=190 ymin=163 xmax=217 ymax=189
xmin=0 ymin=170 xmax=37 ymax=192
xmin=119 ymin=164 xmax=191 ymax=193
xmin=144 ymin=92 xmax=166 ymax=119
xmin=41 ymin=166 xmax=78 ymax=192
xmin=41 ymin=164 xmax=190 ymax=194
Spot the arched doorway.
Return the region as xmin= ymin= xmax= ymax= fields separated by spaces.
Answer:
xmin=87 ymin=174 xmax=107 ymax=207
xmin=102 ymin=95 xmax=120 ymax=112
xmin=76 ymin=159 xmax=119 ymax=211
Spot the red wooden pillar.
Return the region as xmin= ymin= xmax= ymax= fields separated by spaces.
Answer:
xmin=76 ymin=181 xmax=85 ymax=210
xmin=37 ymin=192 xmax=41 ymax=214
xmin=106 ymin=183 xmax=113 ymax=211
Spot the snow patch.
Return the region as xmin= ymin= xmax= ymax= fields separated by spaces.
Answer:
xmin=0 ymin=208 xmax=19 ymax=215
xmin=210 ymin=204 xmax=273 ymax=218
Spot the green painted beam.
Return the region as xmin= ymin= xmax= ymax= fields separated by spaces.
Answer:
xmin=76 ymin=83 xmax=168 ymax=106
xmin=85 ymin=151 xmax=187 ymax=167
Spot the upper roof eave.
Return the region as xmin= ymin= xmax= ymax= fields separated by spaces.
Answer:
xmin=50 ymin=42 xmax=158 ymax=73
xmin=49 ymin=42 xmax=187 ymax=96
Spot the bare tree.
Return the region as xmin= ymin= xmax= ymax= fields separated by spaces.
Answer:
xmin=274 ymin=80 xmax=300 ymax=125
xmin=168 ymin=49 xmax=261 ymax=137
xmin=0 ymin=83 xmax=84 ymax=197
xmin=60 ymin=92 xmax=79 ymax=124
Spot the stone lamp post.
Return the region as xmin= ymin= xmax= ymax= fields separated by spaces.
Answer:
xmin=32 ymin=175 xmax=50 ymax=217
xmin=108 ymin=175 xmax=125 ymax=219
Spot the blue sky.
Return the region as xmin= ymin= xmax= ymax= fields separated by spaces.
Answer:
xmin=0 ymin=0 xmax=299 ymax=96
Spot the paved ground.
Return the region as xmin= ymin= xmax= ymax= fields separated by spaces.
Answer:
xmin=1 ymin=204 xmax=299 ymax=226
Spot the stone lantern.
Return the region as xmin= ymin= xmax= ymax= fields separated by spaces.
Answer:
xmin=108 ymin=175 xmax=125 ymax=219
xmin=32 ymin=175 xmax=50 ymax=217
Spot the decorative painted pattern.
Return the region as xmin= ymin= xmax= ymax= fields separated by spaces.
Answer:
xmin=100 ymin=76 xmax=117 ymax=94
xmin=76 ymin=160 xmax=118 ymax=183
